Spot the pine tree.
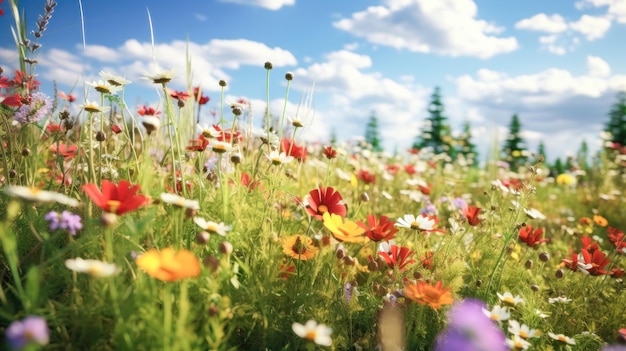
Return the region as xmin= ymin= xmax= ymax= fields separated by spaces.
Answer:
xmin=605 ymin=92 xmax=626 ymax=146
xmin=537 ymin=140 xmax=546 ymax=163
xmin=413 ymin=87 xmax=454 ymax=155
xmin=365 ymin=110 xmax=383 ymax=152
xmin=502 ymin=114 xmax=528 ymax=169
xmin=456 ymin=120 xmax=478 ymax=165
xmin=577 ymin=139 xmax=589 ymax=172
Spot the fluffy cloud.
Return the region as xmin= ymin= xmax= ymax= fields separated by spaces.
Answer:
xmin=515 ymin=13 xmax=568 ymax=33
xmin=454 ymin=57 xmax=626 ymax=159
xmin=217 ymin=0 xmax=295 ymax=10
xmin=576 ymin=0 xmax=626 ymax=23
xmin=285 ymin=49 xmax=431 ymax=150
xmin=333 ymin=0 xmax=518 ymax=59
xmin=569 ymin=14 xmax=612 ymax=40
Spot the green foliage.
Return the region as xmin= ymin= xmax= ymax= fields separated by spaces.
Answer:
xmin=604 ymin=91 xmax=626 ymax=146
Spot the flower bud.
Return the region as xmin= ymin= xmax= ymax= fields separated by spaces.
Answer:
xmin=219 ymin=241 xmax=233 ymax=255
xmin=539 ymin=252 xmax=550 ymax=262
xmin=264 ymin=61 xmax=273 ymax=70
xmin=285 ymin=72 xmax=294 ymax=81
xmin=21 ymin=148 xmax=30 ymax=157
xmin=555 ymin=269 xmax=564 ymax=279
xmin=203 ymin=256 xmax=220 ymax=273
xmin=196 ymin=231 xmax=210 ymax=245
xmin=525 ymin=259 xmax=533 ymax=269
xmin=100 ymin=212 xmax=118 ymax=227
xmin=219 ymin=80 xmax=227 ymax=87
xmin=96 ymin=131 xmax=106 ymax=142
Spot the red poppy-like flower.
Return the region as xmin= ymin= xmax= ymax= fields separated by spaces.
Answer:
xmin=357 ymin=169 xmax=376 ymax=184
xmin=305 ymin=186 xmax=347 ymax=220
xmin=59 ymin=91 xmax=76 ymax=102
xmin=386 ymin=164 xmax=400 ymax=175
xmin=111 ymin=124 xmax=123 ymax=134
xmin=462 ymin=205 xmax=481 ymax=226
xmin=420 ymin=251 xmax=434 ymax=270
xmin=378 ymin=245 xmax=416 ymax=271
xmin=137 ymin=105 xmax=161 ymax=116
xmin=50 ymin=143 xmax=78 ymax=158
xmin=45 ymin=123 xmax=64 ymax=134
xmin=404 ymin=164 xmax=417 ymax=175
xmin=581 ymin=235 xmax=599 ymax=253
xmin=358 ymin=214 xmax=398 ymax=242
xmin=580 ymin=248 xmax=610 ymax=275
xmin=83 ymin=180 xmax=150 ymax=216
xmin=193 ymin=87 xmax=209 ymax=105
xmin=608 ymin=226 xmax=626 ymax=252
xmin=323 ymin=146 xmax=337 ymax=159
xmin=562 ymin=252 xmax=582 ymax=272
xmin=1 ymin=93 xmax=22 ymax=107
xmin=169 ymin=89 xmax=190 ymax=101
xmin=518 ymin=225 xmax=549 ymax=247
xmin=609 ymin=267 xmax=624 ymax=278
xmin=241 ymin=172 xmax=262 ymax=192
xmin=281 ymin=139 xmax=306 ymax=162
xmin=13 ymin=70 xmax=40 ymax=91
xmin=186 ymin=134 xmax=210 ymax=151
xmin=418 ymin=183 xmax=431 ymax=195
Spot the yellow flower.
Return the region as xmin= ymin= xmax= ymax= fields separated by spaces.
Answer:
xmin=556 ymin=173 xmax=575 ymax=185
xmin=322 ymin=212 xmax=367 ymax=243
xmin=283 ymin=235 xmax=319 ymax=260
xmin=136 ymin=247 xmax=201 ymax=282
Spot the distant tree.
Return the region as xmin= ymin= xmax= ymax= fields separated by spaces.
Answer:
xmin=329 ymin=128 xmax=337 ymax=146
xmin=536 ymin=140 xmax=546 ymax=163
xmin=456 ymin=120 xmax=478 ymax=165
xmin=365 ymin=110 xmax=383 ymax=152
xmin=413 ymin=87 xmax=454 ymax=155
xmin=553 ymin=157 xmax=565 ymax=175
xmin=577 ymin=139 xmax=589 ymax=172
xmin=605 ymin=92 xmax=626 ymax=147
xmin=501 ymin=114 xmax=528 ymax=170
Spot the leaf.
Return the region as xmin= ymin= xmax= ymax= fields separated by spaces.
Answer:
xmin=25 ymin=266 xmax=41 ymax=309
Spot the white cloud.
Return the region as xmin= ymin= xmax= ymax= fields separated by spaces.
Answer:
xmin=569 ymin=14 xmax=612 ymax=40
xmin=333 ymin=0 xmax=518 ymax=59
xmin=287 ymin=49 xmax=431 ymax=150
xmin=586 ymin=55 xmax=611 ymax=77
xmin=38 ymin=48 xmax=87 ymax=86
xmin=576 ymin=0 xmax=626 ymax=23
xmin=195 ymin=14 xmax=207 ymax=22
xmin=217 ymin=0 xmax=295 ymax=10
xmin=454 ymin=59 xmax=626 ymax=161
xmin=515 ymin=13 xmax=568 ymax=33
xmin=82 ymin=45 xmax=121 ymax=62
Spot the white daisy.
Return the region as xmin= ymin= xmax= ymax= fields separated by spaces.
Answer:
xmin=292 ymin=320 xmax=332 ymax=346
xmin=160 ymin=193 xmax=200 ymax=210
xmin=548 ymin=332 xmax=576 ymax=345
xmin=548 ymin=296 xmax=572 ymax=304
xmin=505 ymin=334 xmax=532 ymax=350
xmin=482 ymin=305 xmax=510 ymax=322
xmin=99 ymin=71 xmax=131 ymax=86
xmin=80 ymin=101 xmax=110 ymax=114
xmin=4 ymin=186 xmax=79 ymax=207
xmin=266 ymin=151 xmax=294 ymax=165
xmin=86 ymin=79 xmax=121 ymax=95
xmin=65 ymin=258 xmax=119 ymax=278
xmin=508 ymin=320 xmax=541 ymax=339
xmin=497 ymin=291 xmax=524 ymax=307
xmin=395 ymin=214 xmax=437 ymax=231
xmin=143 ymin=69 xmax=176 ymax=84
xmin=193 ymin=217 xmax=232 ymax=236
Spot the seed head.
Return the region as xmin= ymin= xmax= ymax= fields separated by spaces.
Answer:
xmin=285 ymin=72 xmax=294 ymax=81
xmin=219 ymin=80 xmax=227 ymax=87
xmin=264 ymin=61 xmax=273 ymax=70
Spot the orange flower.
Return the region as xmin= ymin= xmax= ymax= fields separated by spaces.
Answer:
xmin=405 ymin=280 xmax=454 ymax=310
xmin=283 ymin=235 xmax=319 ymax=260
xmin=322 ymin=212 xmax=367 ymax=243
xmin=593 ymin=215 xmax=608 ymax=227
xmin=136 ymin=247 xmax=201 ymax=282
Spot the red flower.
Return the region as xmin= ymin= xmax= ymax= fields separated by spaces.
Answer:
xmin=1 ymin=93 xmax=23 ymax=107
xmin=83 ymin=180 xmax=150 ymax=216
xmin=562 ymin=252 xmax=582 ymax=272
xmin=580 ymin=248 xmax=610 ymax=275
xmin=281 ymin=139 xmax=306 ymax=162
xmin=137 ymin=105 xmax=161 ymax=116
xmin=193 ymin=87 xmax=209 ymax=105
xmin=323 ymin=146 xmax=337 ymax=159
xmin=45 ymin=123 xmax=64 ymax=134
xmin=357 ymin=169 xmax=376 ymax=184
xmin=186 ymin=134 xmax=209 ymax=151
xmin=581 ymin=235 xmax=599 ymax=253
xmin=386 ymin=164 xmax=400 ymax=175
xmin=59 ymin=91 xmax=76 ymax=102
xmin=358 ymin=214 xmax=398 ymax=242
xmin=608 ymin=226 xmax=626 ymax=252
xmin=462 ymin=205 xmax=481 ymax=226
xmin=418 ymin=183 xmax=431 ymax=195
xmin=518 ymin=225 xmax=549 ymax=247
xmin=404 ymin=164 xmax=417 ymax=175
xmin=111 ymin=124 xmax=123 ymax=134
xmin=609 ymin=267 xmax=624 ymax=278
xmin=305 ymin=186 xmax=347 ymax=220
xmin=50 ymin=143 xmax=78 ymax=158
xmin=378 ymin=245 xmax=416 ymax=271
xmin=169 ymin=89 xmax=190 ymax=101
xmin=13 ymin=70 xmax=40 ymax=91
xmin=420 ymin=251 xmax=434 ymax=270
xmin=241 ymin=172 xmax=262 ymax=192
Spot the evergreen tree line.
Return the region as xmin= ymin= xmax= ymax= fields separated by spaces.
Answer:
xmin=362 ymin=87 xmax=626 ymax=173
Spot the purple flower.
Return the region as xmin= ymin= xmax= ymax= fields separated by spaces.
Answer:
xmin=434 ymin=299 xmax=506 ymax=351
xmin=5 ymin=315 xmax=49 ymax=350
xmin=603 ymin=346 xmax=626 ymax=351
xmin=13 ymin=92 xmax=52 ymax=124
xmin=450 ymin=197 xmax=467 ymax=211
xmin=44 ymin=211 xmax=82 ymax=236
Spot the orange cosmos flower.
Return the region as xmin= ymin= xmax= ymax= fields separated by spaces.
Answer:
xmin=83 ymin=180 xmax=150 ymax=215
xmin=593 ymin=215 xmax=608 ymax=227
xmin=322 ymin=212 xmax=367 ymax=243
xmin=136 ymin=247 xmax=201 ymax=282
xmin=405 ymin=280 xmax=454 ymax=310
xmin=283 ymin=235 xmax=319 ymax=260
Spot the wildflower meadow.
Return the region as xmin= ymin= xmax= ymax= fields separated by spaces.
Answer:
xmin=2 ymin=1 xmax=626 ymax=350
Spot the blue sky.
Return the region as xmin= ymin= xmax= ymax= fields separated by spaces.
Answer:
xmin=2 ymin=0 xmax=626 ymax=162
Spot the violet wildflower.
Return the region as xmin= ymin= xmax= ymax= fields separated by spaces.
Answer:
xmin=344 ymin=282 xmax=358 ymax=304
xmin=420 ymin=201 xmax=438 ymax=216
xmin=45 ymin=210 xmax=82 ymax=236
xmin=13 ymin=92 xmax=52 ymax=124
xmin=5 ymin=315 xmax=50 ymax=350
xmin=434 ymin=299 xmax=507 ymax=351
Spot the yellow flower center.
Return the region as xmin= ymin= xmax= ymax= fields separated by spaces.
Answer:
xmin=558 ymin=336 xmax=567 ymax=342
xmin=95 ymin=86 xmax=111 ymax=94
xmin=520 ymin=331 xmax=528 ymax=339
xmin=305 ymin=330 xmax=316 ymax=341
xmin=490 ymin=313 xmax=499 ymax=321
xmin=212 ymin=144 xmax=228 ymax=153
xmin=318 ymin=205 xmax=329 ymax=213
xmin=29 ymin=187 xmax=42 ymax=195
xmin=410 ymin=221 xmax=420 ymax=229
xmin=206 ymin=223 xmax=219 ymax=233
xmin=107 ymin=200 xmax=121 ymax=213
xmin=88 ymin=265 xmax=102 ymax=277
xmin=503 ymin=297 xmax=515 ymax=306
xmin=84 ymin=104 xmax=101 ymax=113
